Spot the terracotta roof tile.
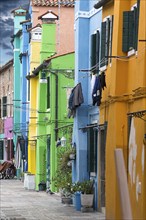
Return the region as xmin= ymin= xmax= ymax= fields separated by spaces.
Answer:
xmin=31 ymin=0 xmax=74 ymax=7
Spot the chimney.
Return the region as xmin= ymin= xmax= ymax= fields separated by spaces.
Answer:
xmin=38 ymin=10 xmax=58 ymax=61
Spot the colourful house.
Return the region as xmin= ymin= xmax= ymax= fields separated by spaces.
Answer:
xmin=27 ymin=23 xmax=42 ymax=174
xmin=11 ymin=7 xmax=27 ymax=176
xmin=27 ymin=0 xmax=75 ymax=177
xmin=27 ymin=9 xmax=75 ymax=191
xmin=94 ymin=0 xmax=146 ymax=219
xmin=73 ymin=0 xmax=102 ymax=210
xmin=0 ymin=59 xmax=14 ymax=161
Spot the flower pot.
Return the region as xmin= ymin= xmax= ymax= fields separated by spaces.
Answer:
xmin=81 ymin=194 xmax=94 ymax=208
xmin=61 ymin=197 xmax=72 ymax=205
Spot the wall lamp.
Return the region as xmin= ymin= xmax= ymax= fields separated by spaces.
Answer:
xmin=56 ymin=136 xmax=66 ymax=147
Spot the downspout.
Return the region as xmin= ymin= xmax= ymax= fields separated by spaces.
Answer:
xmin=50 ymin=71 xmax=58 ymax=141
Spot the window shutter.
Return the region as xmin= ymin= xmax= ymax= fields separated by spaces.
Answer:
xmin=122 ymin=8 xmax=140 ymax=52
xmin=0 ymin=141 xmax=4 ymax=160
xmin=87 ymin=127 xmax=97 ymax=173
xmin=91 ymin=34 xmax=97 ymax=73
xmin=0 ymin=99 xmax=1 ymax=118
xmin=122 ymin=11 xmax=130 ymax=52
xmin=96 ymin=31 xmax=100 ymax=74
xmin=109 ymin=15 xmax=114 ymax=63
xmin=134 ymin=0 xmax=140 ymax=51
xmin=105 ymin=18 xmax=110 ymax=65
xmin=133 ymin=7 xmax=137 ymax=50
xmin=100 ymin=22 xmax=106 ymax=67
xmin=2 ymin=96 xmax=7 ymax=117
xmin=128 ymin=11 xmax=134 ymax=50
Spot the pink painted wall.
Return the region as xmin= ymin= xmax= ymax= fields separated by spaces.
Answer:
xmin=4 ymin=117 xmax=13 ymax=139
xmin=32 ymin=6 xmax=75 ymax=55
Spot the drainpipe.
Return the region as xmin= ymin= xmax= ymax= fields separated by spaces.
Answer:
xmin=51 ymin=71 xmax=58 ymax=141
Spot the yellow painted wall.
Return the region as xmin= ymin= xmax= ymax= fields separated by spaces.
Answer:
xmin=28 ymin=41 xmax=41 ymax=174
xmin=100 ymin=0 xmax=146 ymax=219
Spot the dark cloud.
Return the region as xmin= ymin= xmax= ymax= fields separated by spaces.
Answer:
xmin=3 ymin=41 xmax=12 ymax=50
xmin=0 ymin=0 xmax=30 ymax=66
xmin=6 ymin=51 xmax=13 ymax=56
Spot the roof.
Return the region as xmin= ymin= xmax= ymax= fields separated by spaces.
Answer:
xmin=27 ymin=23 xmax=42 ymax=32
xmin=31 ymin=0 xmax=74 ymax=7
xmin=94 ymin=0 xmax=112 ymax=9
xmin=38 ymin=10 xmax=58 ymax=20
xmin=0 ymin=59 xmax=13 ymax=73
xmin=20 ymin=19 xmax=31 ymax=25
xmin=45 ymin=51 xmax=74 ymax=62
xmin=26 ymin=51 xmax=74 ymax=80
xmin=11 ymin=6 xmax=27 ymax=14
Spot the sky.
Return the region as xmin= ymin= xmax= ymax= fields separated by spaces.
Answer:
xmin=0 ymin=0 xmax=30 ymax=67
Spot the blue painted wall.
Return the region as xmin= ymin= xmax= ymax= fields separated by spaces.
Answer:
xmin=73 ymin=0 xmax=102 ymax=209
xmin=20 ymin=21 xmax=31 ymax=171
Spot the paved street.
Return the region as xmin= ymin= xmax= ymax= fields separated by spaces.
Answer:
xmin=0 ymin=179 xmax=105 ymax=220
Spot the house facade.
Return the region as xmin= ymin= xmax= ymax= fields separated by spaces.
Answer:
xmin=94 ymin=0 xmax=146 ymax=219
xmin=11 ymin=7 xmax=28 ymax=176
xmin=73 ymin=0 xmax=102 ymax=210
xmin=0 ymin=59 xmax=14 ymax=161
xmin=27 ymin=0 xmax=75 ymax=178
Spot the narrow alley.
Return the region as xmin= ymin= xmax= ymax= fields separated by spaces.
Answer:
xmin=0 ymin=179 xmax=105 ymax=220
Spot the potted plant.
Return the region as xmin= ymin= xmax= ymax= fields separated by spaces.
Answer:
xmin=53 ymin=146 xmax=73 ymax=205
xmin=71 ymin=180 xmax=94 ymax=209
xmin=80 ymin=179 xmax=94 ymax=209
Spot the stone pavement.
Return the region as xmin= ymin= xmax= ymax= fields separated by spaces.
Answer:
xmin=0 ymin=179 xmax=105 ymax=220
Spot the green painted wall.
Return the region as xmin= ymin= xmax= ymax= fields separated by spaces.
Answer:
xmin=47 ymin=53 xmax=74 ymax=191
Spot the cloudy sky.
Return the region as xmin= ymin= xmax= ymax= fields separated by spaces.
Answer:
xmin=0 ymin=0 xmax=30 ymax=67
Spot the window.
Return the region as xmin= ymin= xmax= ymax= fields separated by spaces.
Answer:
xmin=100 ymin=16 xmax=114 ymax=68
xmin=47 ymin=77 xmax=50 ymax=109
xmin=87 ymin=127 xmax=97 ymax=173
xmin=32 ymin=32 xmax=42 ymax=40
xmin=122 ymin=1 xmax=140 ymax=53
xmin=2 ymin=96 xmax=7 ymax=117
xmin=90 ymin=30 xmax=100 ymax=74
xmin=0 ymin=141 xmax=4 ymax=160
xmin=0 ymin=99 xmax=1 ymax=118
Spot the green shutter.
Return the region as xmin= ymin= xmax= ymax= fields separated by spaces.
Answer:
xmin=128 ymin=11 xmax=134 ymax=50
xmin=96 ymin=31 xmax=100 ymax=74
xmin=87 ymin=127 xmax=97 ymax=173
xmin=0 ymin=141 xmax=4 ymax=160
xmin=122 ymin=9 xmax=139 ymax=52
xmin=2 ymin=96 xmax=7 ymax=117
xmin=123 ymin=11 xmax=130 ymax=52
xmin=91 ymin=34 xmax=97 ymax=73
xmin=100 ymin=22 xmax=106 ymax=67
xmin=109 ymin=15 xmax=114 ymax=63
xmin=105 ymin=18 xmax=110 ymax=65
xmin=134 ymin=0 xmax=140 ymax=51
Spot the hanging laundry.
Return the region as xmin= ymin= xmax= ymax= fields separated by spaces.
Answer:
xmin=92 ymin=72 xmax=106 ymax=106
xmin=68 ymin=83 xmax=84 ymax=118
xmin=92 ymin=75 xmax=102 ymax=106
xmin=100 ymin=71 xmax=106 ymax=90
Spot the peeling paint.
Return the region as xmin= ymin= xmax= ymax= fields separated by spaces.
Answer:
xmin=142 ymin=144 xmax=145 ymax=173
xmin=136 ymin=175 xmax=139 ymax=201
xmin=128 ymin=118 xmax=137 ymax=184
xmin=132 ymin=162 xmax=136 ymax=184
